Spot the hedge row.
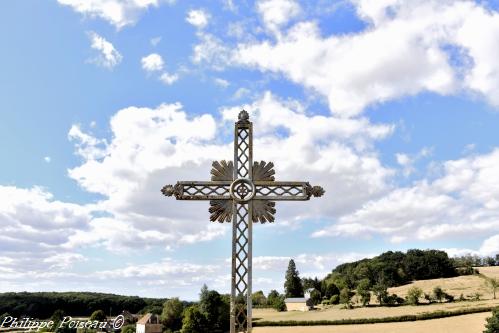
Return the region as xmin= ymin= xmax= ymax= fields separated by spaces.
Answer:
xmin=253 ymin=306 xmax=496 ymax=327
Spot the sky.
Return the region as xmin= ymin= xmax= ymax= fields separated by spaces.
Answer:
xmin=1 ymin=0 xmax=499 ymax=300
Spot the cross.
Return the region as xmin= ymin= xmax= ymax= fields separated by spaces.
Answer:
xmin=161 ymin=110 xmax=324 ymax=333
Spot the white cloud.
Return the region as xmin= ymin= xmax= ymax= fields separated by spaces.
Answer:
xmin=186 ymin=9 xmax=210 ymax=29
xmin=256 ymin=0 xmax=301 ymax=33
xmin=44 ymin=156 xmax=51 ymax=163
xmin=141 ymin=53 xmax=164 ymax=72
xmin=479 ymin=235 xmax=499 ymax=256
xmin=87 ymin=31 xmax=122 ymax=69
xmin=231 ymin=87 xmax=251 ymax=100
xmin=214 ymin=78 xmax=230 ymax=88
xmin=194 ymin=0 xmax=498 ymax=116
xmin=314 ymin=149 xmax=499 ymax=243
xmin=192 ymin=33 xmax=231 ymax=71
xmin=159 ymin=72 xmax=179 ymax=85
xmin=57 ymin=0 xmax=174 ymax=29
xmin=65 ymin=92 xmax=394 ymax=252
xmin=150 ymin=36 xmax=162 ymax=46
xmin=395 ymin=147 xmax=433 ymax=177
xmin=0 ymin=185 xmax=93 ymax=278
xmin=140 ymin=53 xmax=178 ymax=85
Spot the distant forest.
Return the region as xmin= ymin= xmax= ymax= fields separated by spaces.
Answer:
xmin=0 ymin=292 xmax=167 ymax=319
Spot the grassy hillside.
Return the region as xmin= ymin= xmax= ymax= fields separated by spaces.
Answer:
xmin=254 ymin=266 xmax=499 ymax=324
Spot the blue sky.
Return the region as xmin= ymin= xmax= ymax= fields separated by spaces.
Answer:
xmin=1 ymin=0 xmax=499 ymax=300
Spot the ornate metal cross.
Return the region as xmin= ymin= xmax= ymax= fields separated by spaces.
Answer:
xmin=161 ymin=110 xmax=324 ymax=333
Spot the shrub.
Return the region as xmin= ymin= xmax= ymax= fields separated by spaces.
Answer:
xmin=406 ymin=287 xmax=423 ymax=305
xmin=433 ymin=286 xmax=445 ymax=302
xmin=484 ymin=307 xmax=499 ymax=333
xmin=330 ymin=295 xmax=339 ymax=305
xmin=272 ymin=297 xmax=286 ymax=312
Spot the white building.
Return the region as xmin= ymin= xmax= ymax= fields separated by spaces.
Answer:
xmin=136 ymin=313 xmax=162 ymax=333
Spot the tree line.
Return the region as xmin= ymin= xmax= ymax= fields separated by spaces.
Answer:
xmin=0 ymin=292 xmax=167 ymax=319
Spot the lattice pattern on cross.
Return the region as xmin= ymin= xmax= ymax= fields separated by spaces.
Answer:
xmin=161 ymin=110 xmax=324 ymax=333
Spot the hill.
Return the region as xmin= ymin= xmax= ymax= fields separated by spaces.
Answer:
xmin=253 ymin=266 xmax=499 ymax=331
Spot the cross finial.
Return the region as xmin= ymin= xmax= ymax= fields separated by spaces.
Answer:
xmin=238 ymin=110 xmax=249 ymax=123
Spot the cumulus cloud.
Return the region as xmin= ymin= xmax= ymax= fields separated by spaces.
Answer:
xmin=314 ymin=149 xmax=499 ymax=244
xmin=141 ymin=53 xmax=164 ymax=72
xmin=159 ymin=72 xmax=179 ymax=85
xmin=87 ymin=32 xmax=122 ymax=69
xmin=256 ymin=0 xmax=301 ymax=33
xmin=0 ymin=185 xmax=93 ymax=283
xmin=141 ymin=53 xmax=179 ymax=85
xmin=190 ymin=0 xmax=499 ymax=116
xmin=57 ymin=0 xmax=174 ymax=29
xmin=63 ymin=92 xmax=394 ymax=253
xmin=186 ymin=9 xmax=210 ymax=29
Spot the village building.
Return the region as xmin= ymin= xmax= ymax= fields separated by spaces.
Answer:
xmin=284 ymin=289 xmax=315 ymax=311
xmin=136 ymin=313 xmax=162 ymax=333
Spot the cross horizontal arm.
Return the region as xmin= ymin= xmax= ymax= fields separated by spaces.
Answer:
xmin=254 ymin=181 xmax=324 ymax=201
xmin=161 ymin=181 xmax=231 ymax=200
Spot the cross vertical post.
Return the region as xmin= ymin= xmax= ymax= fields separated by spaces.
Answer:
xmin=161 ymin=110 xmax=324 ymax=333
xmin=231 ymin=113 xmax=253 ymax=332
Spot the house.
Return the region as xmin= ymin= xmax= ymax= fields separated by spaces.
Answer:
xmin=284 ymin=289 xmax=316 ymax=311
xmin=284 ymin=297 xmax=314 ymax=311
xmin=136 ymin=313 xmax=163 ymax=333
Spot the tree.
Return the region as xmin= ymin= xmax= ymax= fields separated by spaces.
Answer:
xmin=356 ymin=279 xmax=371 ymax=306
xmin=284 ymin=259 xmax=303 ymax=298
xmin=267 ymin=290 xmax=280 ymax=306
xmin=199 ymin=289 xmax=229 ymax=332
xmin=90 ymin=310 xmax=106 ymax=322
xmin=485 ymin=257 xmax=496 ymax=266
xmin=372 ymin=282 xmax=388 ymax=305
xmin=486 ymin=278 xmax=499 ymax=300
xmin=181 ymin=306 xmax=208 ymax=333
xmin=251 ymin=291 xmax=267 ymax=307
xmin=302 ymin=277 xmax=321 ymax=291
xmin=121 ymin=324 xmax=136 ymax=333
xmin=309 ymin=289 xmax=322 ymax=305
xmin=339 ymin=288 xmax=352 ymax=306
xmin=432 ymin=286 xmax=445 ymax=303
xmin=484 ymin=307 xmax=499 ymax=333
xmin=406 ymin=286 xmax=423 ymax=305
xmin=161 ymin=298 xmax=184 ymax=331
xmin=321 ymin=280 xmax=340 ymax=299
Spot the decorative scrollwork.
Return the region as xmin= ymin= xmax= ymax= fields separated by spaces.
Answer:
xmin=253 ymin=161 xmax=275 ymax=181
xmin=161 ymin=183 xmax=183 ymax=199
xmin=305 ymin=183 xmax=325 ymax=198
xmin=209 ymin=200 xmax=233 ymax=223
xmin=211 ymin=160 xmax=234 ymax=181
xmin=252 ymin=200 xmax=276 ymax=223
